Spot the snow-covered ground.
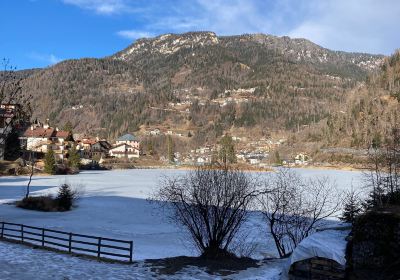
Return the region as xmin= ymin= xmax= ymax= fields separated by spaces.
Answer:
xmin=0 ymin=168 xmax=363 ymax=279
xmin=0 ymin=241 xmax=286 ymax=280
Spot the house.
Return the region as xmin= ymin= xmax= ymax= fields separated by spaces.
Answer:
xmin=115 ymin=134 xmax=140 ymax=149
xmin=294 ymin=153 xmax=310 ymax=165
xmin=149 ymin=128 xmax=161 ymax=136
xmin=248 ymin=158 xmax=261 ymax=165
xmin=91 ymin=140 xmax=111 ymax=159
xmin=76 ymin=138 xmax=111 ymax=160
xmin=76 ymin=137 xmax=97 ymax=158
xmin=19 ymin=121 xmax=74 ymax=161
xmin=109 ymin=143 xmax=139 ymax=159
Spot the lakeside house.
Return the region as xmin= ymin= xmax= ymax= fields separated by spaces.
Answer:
xmin=109 ymin=143 xmax=140 ymax=159
xmin=76 ymin=137 xmax=111 ymax=160
xmin=115 ymin=134 xmax=140 ymax=149
xmin=91 ymin=140 xmax=112 ymax=159
xmin=19 ymin=121 xmax=73 ymax=161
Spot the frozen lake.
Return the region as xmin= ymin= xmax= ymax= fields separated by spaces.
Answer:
xmin=0 ymin=168 xmax=365 ymax=260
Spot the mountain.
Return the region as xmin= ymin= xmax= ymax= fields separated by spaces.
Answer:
xmin=298 ymin=50 xmax=400 ymax=148
xmin=19 ymin=31 xmax=385 ymax=150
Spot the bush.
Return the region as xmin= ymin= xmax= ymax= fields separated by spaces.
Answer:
xmin=155 ymin=167 xmax=259 ymax=259
xmin=17 ymin=184 xmax=78 ymax=212
xmin=17 ymin=195 xmax=58 ymax=212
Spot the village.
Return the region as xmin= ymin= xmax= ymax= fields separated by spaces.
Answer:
xmin=0 ymin=103 xmax=311 ymax=173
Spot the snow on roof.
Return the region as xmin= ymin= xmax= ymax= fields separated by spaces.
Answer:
xmin=117 ymin=134 xmax=137 ymax=141
xmin=290 ymin=228 xmax=351 ymax=266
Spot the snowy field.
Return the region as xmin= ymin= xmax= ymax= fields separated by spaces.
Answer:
xmin=0 ymin=168 xmax=364 ymax=279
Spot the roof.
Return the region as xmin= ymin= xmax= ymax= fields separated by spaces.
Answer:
xmin=23 ymin=127 xmax=55 ymax=138
xmin=93 ymin=140 xmax=111 ymax=150
xmin=23 ymin=127 xmax=72 ymax=139
xmin=82 ymin=139 xmax=97 ymax=145
xmin=55 ymin=130 xmax=71 ymax=139
xmin=290 ymin=227 xmax=351 ymax=266
xmin=110 ymin=143 xmax=137 ymax=150
xmin=117 ymin=134 xmax=137 ymax=141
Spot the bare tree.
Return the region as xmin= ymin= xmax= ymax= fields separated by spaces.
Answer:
xmin=155 ymin=167 xmax=260 ymax=259
xmin=259 ymin=169 xmax=341 ymax=258
xmin=25 ymin=151 xmax=36 ymax=198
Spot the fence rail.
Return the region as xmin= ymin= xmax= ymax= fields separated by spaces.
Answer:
xmin=0 ymin=221 xmax=133 ymax=262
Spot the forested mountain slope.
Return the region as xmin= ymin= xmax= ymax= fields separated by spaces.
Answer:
xmin=20 ymin=32 xmax=384 ymax=145
xmin=291 ymin=50 xmax=400 ymax=158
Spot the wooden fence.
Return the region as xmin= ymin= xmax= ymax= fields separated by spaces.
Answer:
xmin=0 ymin=221 xmax=133 ymax=263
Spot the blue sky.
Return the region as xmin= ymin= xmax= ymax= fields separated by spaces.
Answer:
xmin=1 ymin=0 xmax=400 ymax=69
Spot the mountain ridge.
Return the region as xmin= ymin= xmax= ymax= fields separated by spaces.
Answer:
xmin=113 ymin=31 xmax=384 ymax=71
xmin=17 ymin=31 xmax=387 ymax=154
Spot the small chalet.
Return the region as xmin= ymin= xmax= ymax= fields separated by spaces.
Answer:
xmin=91 ymin=140 xmax=112 ymax=159
xmin=109 ymin=143 xmax=139 ymax=159
xmin=115 ymin=134 xmax=140 ymax=149
xmin=19 ymin=121 xmax=74 ymax=160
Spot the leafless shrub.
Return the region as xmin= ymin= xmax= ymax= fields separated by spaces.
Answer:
xmin=259 ymin=168 xmax=342 ymax=258
xmin=155 ymin=167 xmax=260 ymax=259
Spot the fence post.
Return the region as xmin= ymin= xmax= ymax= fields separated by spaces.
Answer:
xmin=97 ymin=237 xmax=102 ymax=259
xmin=69 ymin=233 xmax=72 ymax=253
xmin=129 ymin=241 xmax=133 ymax=263
xmin=1 ymin=222 xmax=4 ymax=238
xmin=42 ymin=228 xmax=45 ymax=246
xmin=21 ymin=224 xmax=24 ymax=242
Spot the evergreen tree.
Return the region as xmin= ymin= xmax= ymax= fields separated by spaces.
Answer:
xmin=218 ymin=135 xmax=236 ymax=165
xmin=340 ymin=190 xmax=362 ymax=223
xmin=44 ymin=149 xmax=56 ymax=174
xmin=56 ymin=184 xmax=76 ymax=211
xmin=167 ymin=136 xmax=175 ymax=163
xmin=63 ymin=121 xmax=73 ymax=133
xmin=273 ymin=151 xmax=282 ymax=165
xmin=4 ymin=128 xmax=21 ymax=160
xmin=147 ymin=140 xmax=154 ymax=156
xmin=67 ymin=145 xmax=80 ymax=169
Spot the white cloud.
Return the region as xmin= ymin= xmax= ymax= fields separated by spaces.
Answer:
xmin=29 ymin=52 xmax=63 ymax=65
xmin=286 ymin=0 xmax=400 ymax=54
xmin=61 ymin=0 xmax=400 ymax=54
xmin=116 ymin=30 xmax=155 ymax=40
xmin=62 ymin=0 xmax=128 ymax=15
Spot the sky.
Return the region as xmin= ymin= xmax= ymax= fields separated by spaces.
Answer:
xmin=1 ymin=0 xmax=400 ymax=69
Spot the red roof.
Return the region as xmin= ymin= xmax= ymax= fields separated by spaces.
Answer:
xmin=55 ymin=130 xmax=71 ymax=139
xmin=23 ymin=127 xmax=55 ymax=138
xmin=82 ymin=139 xmax=97 ymax=145
xmin=23 ymin=127 xmax=71 ymax=139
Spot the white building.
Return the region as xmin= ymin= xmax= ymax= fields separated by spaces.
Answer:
xmin=115 ymin=134 xmax=140 ymax=149
xmin=109 ymin=143 xmax=139 ymax=159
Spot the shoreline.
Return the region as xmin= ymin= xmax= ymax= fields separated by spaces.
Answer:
xmin=0 ymin=163 xmax=367 ymax=178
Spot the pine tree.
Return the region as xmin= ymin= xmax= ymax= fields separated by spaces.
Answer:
xmin=67 ymin=145 xmax=80 ymax=169
xmin=44 ymin=149 xmax=56 ymax=174
xmin=147 ymin=141 xmax=154 ymax=156
xmin=56 ymin=184 xmax=76 ymax=211
xmin=340 ymin=190 xmax=362 ymax=223
xmin=63 ymin=121 xmax=73 ymax=133
xmin=167 ymin=136 xmax=175 ymax=163
xmin=218 ymin=135 xmax=236 ymax=165
xmin=274 ymin=151 xmax=282 ymax=165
